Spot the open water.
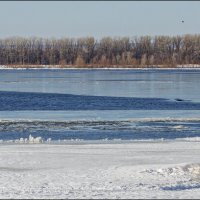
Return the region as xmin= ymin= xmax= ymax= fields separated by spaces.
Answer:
xmin=0 ymin=68 xmax=199 ymax=141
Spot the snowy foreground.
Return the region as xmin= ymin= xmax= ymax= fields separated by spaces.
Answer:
xmin=0 ymin=141 xmax=200 ymax=199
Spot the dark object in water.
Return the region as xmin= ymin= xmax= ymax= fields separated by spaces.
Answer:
xmin=175 ymin=98 xmax=184 ymax=102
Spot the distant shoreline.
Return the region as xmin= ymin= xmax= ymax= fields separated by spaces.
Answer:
xmin=1 ymin=64 xmax=200 ymax=70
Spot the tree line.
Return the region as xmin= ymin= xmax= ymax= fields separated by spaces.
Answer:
xmin=0 ymin=34 xmax=200 ymax=67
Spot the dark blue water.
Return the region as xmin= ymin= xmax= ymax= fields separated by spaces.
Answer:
xmin=0 ymin=91 xmax=200 ymax=110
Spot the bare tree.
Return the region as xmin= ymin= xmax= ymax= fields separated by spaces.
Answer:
xmin=0 ymin=34 xmax=200 ymax=67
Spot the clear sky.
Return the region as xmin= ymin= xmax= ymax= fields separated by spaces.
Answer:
xmin=0 ymin=1 xmax=200 ymax=39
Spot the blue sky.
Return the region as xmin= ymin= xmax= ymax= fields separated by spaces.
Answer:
xmin=0 ymin=1 xmax=200 ymax=39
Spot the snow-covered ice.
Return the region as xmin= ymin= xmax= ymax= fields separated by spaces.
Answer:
xmin=0 ymin=141 xmax=200 ymax=199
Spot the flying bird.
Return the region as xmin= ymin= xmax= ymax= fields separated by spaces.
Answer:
xmin=181 ymin=20 xmax=184 ymax=23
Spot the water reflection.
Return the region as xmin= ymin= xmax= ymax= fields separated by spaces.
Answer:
xmin=0 ymin=69 xmax=200 ymax=102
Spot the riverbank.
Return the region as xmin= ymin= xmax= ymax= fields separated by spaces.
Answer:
xmin=1 ymin=64 xmax=200 ymax=69
xmin=0 ymin=141 xmax=200 ymax=199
